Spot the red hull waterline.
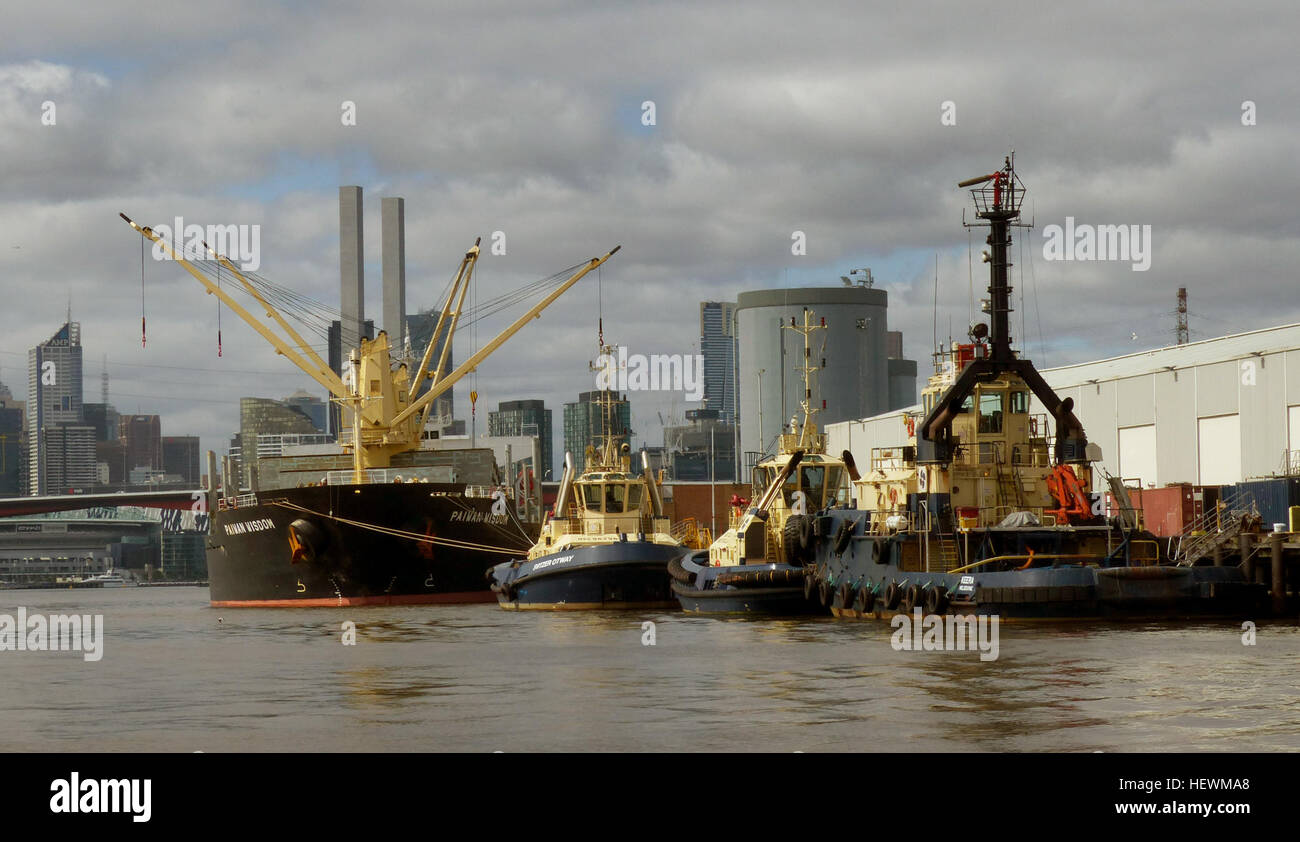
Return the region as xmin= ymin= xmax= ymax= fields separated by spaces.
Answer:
xmin=210 ymin=591 xmax=499 ymax=608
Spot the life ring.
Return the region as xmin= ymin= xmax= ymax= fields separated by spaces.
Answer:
xmin=905 ymin=416 xmax=916 ymax=437
xmin=1030 ymin=417 xmax=1039 ymax=436
xmin=888 ymin=487 xmax=900 ymax=506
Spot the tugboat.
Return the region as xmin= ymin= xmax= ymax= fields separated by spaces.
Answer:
xmin=805 ymin=154 xmax=1265 ymax=620
xmin=487 ymin=351 xmax=684 ymax=609
xmin=670 ymin=309 xmax=850 ymax=614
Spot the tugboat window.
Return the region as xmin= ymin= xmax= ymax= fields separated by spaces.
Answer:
xmin=582 ymin=484 xmax=602 ymax=512
xmin=625 ymin=485 xmax=643 ymax=511
xmin=978 ymin=392 xmax=1005 ymax=434
xmin=1010 ymin=391 xmax=1029 ymax=414
xmin=800 ymin=466 xmax=826 ymax=506
xmin=605 ymin=483 xmax=626 ymax=513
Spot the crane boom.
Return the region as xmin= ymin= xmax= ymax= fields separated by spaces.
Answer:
xmin=120 ymin=213 xmax=347 ymax=397
xmin=391 ymin=245 xmax=622 ymax=427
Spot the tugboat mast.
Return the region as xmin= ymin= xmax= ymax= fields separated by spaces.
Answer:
xmin=782 ymin=308 xmax=827 ymax=453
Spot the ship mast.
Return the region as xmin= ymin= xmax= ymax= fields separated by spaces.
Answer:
xmin=917 ymin=154 xmax=1090 ymax=467
xmin=782 ymin=308 xmax=826 ymax=453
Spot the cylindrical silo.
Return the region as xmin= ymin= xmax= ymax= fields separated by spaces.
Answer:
xmin=736 ymin=286 xmax=896 ymax=471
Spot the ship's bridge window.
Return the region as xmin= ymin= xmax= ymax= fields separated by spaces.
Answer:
xmin=823 ymin=466 xmax=847 ymax=507
xmin=604 ymin=483 xmax=626 ymax=513
xmin=959 ymin=396 xmax=973 ymax=413
xmin=1010 ymin=391 xmax=1029 ymax=414
xmin=582 ymin=483 xmax=602 ymax=512
xmin=978 ymin=391 xmax=1005 ymax=434
xmin=625 ymin=485 xmax=643 ymax=512
xmin=799 ymin=465 xmax=826 ymax=508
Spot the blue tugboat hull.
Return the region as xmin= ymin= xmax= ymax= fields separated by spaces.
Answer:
xmin=488 ymin=539 xmax=681 ymax=610
xmin=669 ymin=550 xmax=822 ymax=615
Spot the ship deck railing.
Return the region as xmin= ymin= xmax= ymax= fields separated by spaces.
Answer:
xmin=323 ymin=468 xmax=458 ymax=486
xmin=216 ymin=493 xmax=260 ymax=510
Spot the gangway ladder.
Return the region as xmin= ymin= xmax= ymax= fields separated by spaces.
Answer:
xmin=1173 ymin=488 xmax=1258 ymax=567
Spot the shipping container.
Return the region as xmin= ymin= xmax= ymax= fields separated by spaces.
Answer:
xmin=1121 ymin=484 xmax=1196 ymax=537
xmin=1229 ymin=478 xmax=1300 ymax=529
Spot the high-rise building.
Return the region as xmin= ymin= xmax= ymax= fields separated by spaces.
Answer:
xmin=26 ymin=322 xmax=91 ymax=495
xmin=239 ymin=397 xmax=320 ymax=485
xmin=38 ymin=424 xmax=97 ymax=493
xmin=488 ymin=399 xmax=553 ymax=479
xmin=0 ymin=380 xmax=22 ymax=496
xmin=162 ymin=436 xmax=202 ymax=486
xmin=82 ymin=402 xmax=119 ymax=442
xmin=119 ymin=415 xmax=162 ymax=474
xmin=282 ymin=390 xmax=328 ymax=434
xmin=563 ymin=390 xmax=632 ymax=471
xmin=700 ymin=301 xmax=737 ymax=422
xmin=405 ymin=310 xmax=456 ymax=431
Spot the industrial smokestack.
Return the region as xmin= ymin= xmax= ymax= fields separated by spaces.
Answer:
xmin=382 ymin=197 xmax=406 ymax=355
xmin=339 ymin=186 xmax=364 ymax=352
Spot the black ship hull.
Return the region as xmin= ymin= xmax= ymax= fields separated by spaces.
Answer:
xmin=208 ymin=483 xmax=538 ymax=607
xmin=806 ymin=510 xmax=1266 ymax=620
xmin=487 ymin=540 xmax=680 ymax=610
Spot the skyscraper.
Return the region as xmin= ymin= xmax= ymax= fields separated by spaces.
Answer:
xmin=488 ymin=399 xmax=553 ymax=479
xmin=699 ymin=301 xmax=737 ymax=422
xmin=119 ymin=415 xmax=163 ymax=474
xmin=563 ymin=390 xmax=632 ymax=471
xmin=26 ymin=322 xmax=95 ymax=495
xmin=0 ymin=380 xmax=23 ymax=496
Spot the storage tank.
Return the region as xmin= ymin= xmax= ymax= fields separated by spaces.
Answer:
xmin=736 ymin=286 xmax=913 ymax=470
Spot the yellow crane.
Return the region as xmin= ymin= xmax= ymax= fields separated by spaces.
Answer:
xmin=120 ymin=212 xmax=619 ymax=483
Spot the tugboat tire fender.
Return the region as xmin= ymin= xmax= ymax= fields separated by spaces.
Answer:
xmin=667 ymin=554 xmax=695 ymax=584
xmin=883 ymin=582 xmax=902 ymax=610
xmin=833 ymin=520 xmax=854 ymax=555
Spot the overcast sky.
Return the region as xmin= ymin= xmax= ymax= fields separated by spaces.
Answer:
xmin=2 ymin=1 xmax=1297 ymax=462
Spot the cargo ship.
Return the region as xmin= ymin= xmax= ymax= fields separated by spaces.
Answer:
xmin=802 ymin=155 xmax=1265 ymax=619
xmin=121 ymin=211 xmax=619 ymax=606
